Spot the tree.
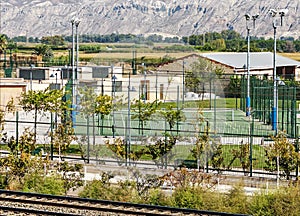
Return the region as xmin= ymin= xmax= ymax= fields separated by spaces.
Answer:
xmin=55 ymin=161 xmax=84 ymax=195
xmin=105 ymin=137 xmax=146 ymax=165
xmin=19 ymin=88 xmax=68 ymax=142
xmin=95 ymin=94 xmax=113 ymax=135
xmin=19 ymin=89 xmax=49 ymax=141
xmin=0 ymin=34 xmax=7 ymax=54
xmin=265 ymin=131 xmax=300 ymax=180
xmin=227 ymin=140 xmax=250 ymax=176
xmin=160 ymin=104 xmax=185 ymax=132
xmin=131 ymin=98 xmax=161 ymax=135
xmin=3 ymin=128 xmax=49 ymax=188
xmin=185 ymin=58 xmax=224 ymax=95
xmin=33 ymin=44 xmax=53 ymax=61
xmin=129 ymin=167 xmax=163 ymax=198
xmin=146 ymin=133 xmax=178 ymax=169
xmin=50 ymin=121 xmax=77 ymax=160
xmin=41 ymin=35 xmax=64 ymax=46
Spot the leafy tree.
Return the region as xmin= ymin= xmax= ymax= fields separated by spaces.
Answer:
xmin=129 ymin=167 xmax=163 ymax=199
xmin=191 ymin=127 xmax=210 ymax=171
xmin=131 ymin=98 xmax=161 ymax=135
xmin=41 ymin=35 xmax=64 ymax=46
xmin=265 ymin=131 xmax=300 ymax=180
xmin=210 ymin=143 xmax=224 ymax=173
xmin=95 ymin=94 xmax=113 ymax=135
xmin=210 ymin=38 xmax=226 ymax=51
xmin=105 ymin=137 xmax=146 ymax=165
xmin=55 ymin=161 xmax=84 ymax=196
xmin=3 ymin=128 xmax=49 ymax=188
xmin=193 ymin=106 xmax=223 ymax=172
xmin=19 ymin=88 xmax=68 ymax=142
xmin=185 ymin=58 xmax=224 ymax=95
xmin=146 ymin=133 xmax=177 ymax=169
xmin=22 ymin=172 xmax=65 ymax=195
xmin=78 ymin=86 xmax=97 ymax=117
xmin=33 ymin=44 xmax=53 ymax=61
xmin=227 ymin=140 xmax=250 ymax=176
xmin=50 ymin=121 xmax=77 ymax=160
xmin=0 ymin=34 xmax=7 ymax=54
xmin=159 ymin=105 xmax=185 ymax=132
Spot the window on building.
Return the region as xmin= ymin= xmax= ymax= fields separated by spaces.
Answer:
xmin=160 ymin=84 xmax=164 ymax=100
xmin=140 ymin=80 xmax=150 ymax=100
xmin=112 ymin=81 xmax=122 ymax=92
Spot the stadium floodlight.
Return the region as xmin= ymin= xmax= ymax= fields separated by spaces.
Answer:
xmin=269 ymin=8 xmax=287 ymax=133
xmin=269 ymin=9 xmax=277 ymax=17
xmin=245 ymin=12 xmax=259 ymax=117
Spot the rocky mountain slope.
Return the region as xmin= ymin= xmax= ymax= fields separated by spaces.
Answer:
xmin=0 ymin=0 xmax=299 ymax=39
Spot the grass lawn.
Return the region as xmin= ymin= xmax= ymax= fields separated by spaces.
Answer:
xmin=41 ymin=142 xmax=268 ymax=171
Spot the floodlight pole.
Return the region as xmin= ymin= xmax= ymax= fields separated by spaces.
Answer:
xmin=245 ymin=13 xmax=259 ymax=117
xmin=71 ymin=18 xmax=76 ymax=127
xmin=126 ymin=69 xmax=131 ymax=166
xmin=272 ymin=21 xmax=277 ymax=133
xmin=246 ymin=25 xmax=251 ymax=116
xmin=270 ymin=9 xmax=286 ymax=134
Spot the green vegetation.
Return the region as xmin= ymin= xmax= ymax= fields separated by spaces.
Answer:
xmin=78 ymin=169 xmax=300 ymax=216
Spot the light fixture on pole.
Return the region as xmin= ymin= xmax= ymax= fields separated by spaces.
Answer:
xmin=269 ymin=8 xmax=288 ymax=134
xmin=71 ymin=18 xmax=76 ymax=127
xmin=70 ymin=17 xmax=80 ymax=128
xmin=245 ymin=13 xmax=259 ymax=117
xmin=75 ymin=19 xmax=80 ymax=81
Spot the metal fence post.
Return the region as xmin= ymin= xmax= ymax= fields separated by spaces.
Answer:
xmin=250 ymin=112 xmax=254 ymax=177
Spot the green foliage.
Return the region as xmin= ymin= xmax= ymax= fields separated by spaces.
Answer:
xmin=146 ymin=134 xmax=178 ymax=168
xmin=23 ymin=172 xmax=64 ymax=195
xmin=50 ymin=121 xmax=77 ymax=156
xmin=130 ymin=168 xmax=163 ymax=198
xmin=265 ymin=131 xmax=300 ymax=179
xmin=3 ymin=128 xmax=49 ymax=188
xmin=95 ymin=94 xmax=113 ymax=117
xmin=55 ymin=161 xmax=84 ymax=195
xmin=249 ymin=186 xmax=300 ymax=216
xmin=131 ymin=98 xmax=161 ymax=134
xmin=191 ymin=131 xmax=210 ymax=171
xmin=185 ymin=57 xmax=224 ymax=94
xmin=79 ymin=172 xmax=136 ymax=202
xmin=33 ymin=44 xmax=53 ymax=61
xmin=79 ymin=44 xmax=103 ymax=53
xmin=105 ymin=137 xmax=146 ymax=164
xmin=19 ymin=88 xmax=69 ymax=141
xmin=41 ymin=35 xmax=64 ymax=46
xmin=160 ymin=105 xmax=185 ymax=130
xmin=77 ymin=168 xmax=300 ymax=215
xmin=0 ymin=34 xmax=8 ymax=54
xmin=146 ymin=189 xmax=170 ymax=206
xmin=224 ymin=184 xmax=249 ymax=213
xmin=78 ymin=86 xmax=97 ymax=117
xmin=227 ymin=140 xmax=250 ymax=175
xmin=171 ymin=186 xmax=204 ymax=209
xmin=211 ymin=143 xmax=224 ymax=173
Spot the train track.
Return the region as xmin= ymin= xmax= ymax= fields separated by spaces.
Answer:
xmin=0 ymin=190 xmax=249 ymax=216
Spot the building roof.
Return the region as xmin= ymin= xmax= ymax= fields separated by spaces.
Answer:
xmin=200 ymin=52 xmax=300 ymax=70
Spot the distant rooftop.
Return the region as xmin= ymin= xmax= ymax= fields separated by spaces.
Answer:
xmin=200 ymin=52 xmax=300 ymax=70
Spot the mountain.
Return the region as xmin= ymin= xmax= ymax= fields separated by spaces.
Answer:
xmin=0 ymin=0 xmax=299 ymax=39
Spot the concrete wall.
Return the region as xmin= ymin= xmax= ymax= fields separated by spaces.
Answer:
xmin=0 ymin=78 xmax=26 ymax=108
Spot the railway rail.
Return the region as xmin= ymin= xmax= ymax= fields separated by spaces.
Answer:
xmin=0 ymin=190 xmax=248 ymax=216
